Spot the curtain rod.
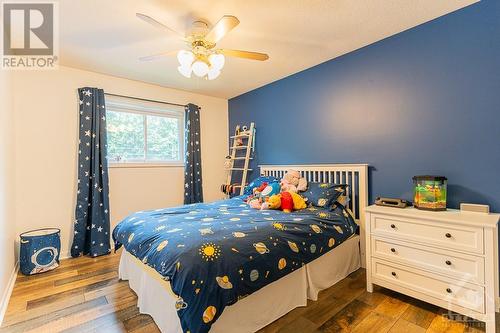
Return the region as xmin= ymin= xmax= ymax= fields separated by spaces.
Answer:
xmin=104 ymin=92 xmax=187 ymax=108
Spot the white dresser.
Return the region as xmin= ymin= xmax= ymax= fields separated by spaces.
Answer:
xmin=365 ymin=205 xmax=499 ymax=332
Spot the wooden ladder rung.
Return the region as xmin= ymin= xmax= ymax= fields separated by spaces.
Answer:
xmin=226 ymin=122 xmax=255 ymax=197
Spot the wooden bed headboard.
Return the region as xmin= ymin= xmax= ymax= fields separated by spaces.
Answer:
xmin=259 ymin=163 xmax=369 ymax=267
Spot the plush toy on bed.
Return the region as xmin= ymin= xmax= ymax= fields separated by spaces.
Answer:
xmin=247 ymin=182 xmax=281 ymax=209
xmin=266 ymin=191 xmax=307 ymax=213
xmin=280 ymin=170 xmax=308 ymax=193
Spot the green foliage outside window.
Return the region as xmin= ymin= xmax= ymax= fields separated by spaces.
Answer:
xmin=107 ymin=110 xmax=181 ymax=162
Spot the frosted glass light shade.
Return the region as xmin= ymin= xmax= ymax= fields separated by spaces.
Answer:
xmin=192 ymin=60 xmax=209 ymax=77
xmin=177 ymin=50 xmax=194 ymax=66
xmin=177 ymin=65 xmax=192 ymax=78
xmin=208 ymin=53 xmax=225 ymax=70
xmin=207 ymin=68 xmax=221 ymax=80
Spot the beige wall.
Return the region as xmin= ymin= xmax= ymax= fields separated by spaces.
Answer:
xmin=0 ymin=71 xmax=16 ymax=320
xmin=11 ymin=66 xmax=228 ymax=257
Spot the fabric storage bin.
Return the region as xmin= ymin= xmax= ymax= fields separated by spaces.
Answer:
xmin=19 ymin=228 xmax=61 ymax=275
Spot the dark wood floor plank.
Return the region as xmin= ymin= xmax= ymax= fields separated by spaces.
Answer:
xmin=401 ymin=299 xmax=438 ymax=329
xmin=276 ymin=316 xmax=318 ymax=333
xmin=373 ymin=295 xmax=410 ymax=319
xmin=123 ymin=314 xmax=155 ymax=332
xmin=426 ymin=309 xmax=467 ymax=333
xmin=318 ymin=299 xmax=374 ymax=332
xmin=350 ymin=312 xmax=397 ymax=333
xmin=389 ymin=318 xmax=426 ymax=333
xmin=302 ymin=295 xmax=352 ymax=326
xmin=257 ymin=304 xmax=309 ymax=333
xmin=130 ymin=322 xmax=161 ymax=333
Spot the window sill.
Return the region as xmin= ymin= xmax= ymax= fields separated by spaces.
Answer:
xmin=109 ymin=162 xmax=184 ymax=169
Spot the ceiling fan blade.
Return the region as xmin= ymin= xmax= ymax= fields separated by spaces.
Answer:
xmin=219 ymin=49 xmax=269 ymax=61
xmin=139 ymin=50 xmax=176 ymax=62
xmin=136 ymin=13 xmax=184 ymax=38
xmin=204 ymin=16 xmax=240 ymax=43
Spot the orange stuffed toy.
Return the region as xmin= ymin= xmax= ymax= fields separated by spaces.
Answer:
xmin=267 ymin=191 xmax=305 ymax=213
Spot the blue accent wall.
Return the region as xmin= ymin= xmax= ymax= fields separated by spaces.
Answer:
xmin=229 ymin=1 xmax=500 ymax=212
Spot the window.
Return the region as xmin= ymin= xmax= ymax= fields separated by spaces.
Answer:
xmin=106 ymin=96 xmax=184 ymax=165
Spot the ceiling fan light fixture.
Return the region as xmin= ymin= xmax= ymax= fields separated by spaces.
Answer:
xmin=177 ymin=65 xmax=192 ymax=78
xmin=192 ymin=60 xmax=209 ymax=77
xmin=207 ymin=68 xmax=221 ymax=80
xmin=177 ymin=50 xmax=194 ymax=66
xmin=137 ymin=14 xmax=268 ymax=81
xmin=208 ymin=53 xmax=225 ymax=70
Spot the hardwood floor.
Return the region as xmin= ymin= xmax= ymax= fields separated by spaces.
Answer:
xmin=0 ymin=250 xmax=495 ymax=333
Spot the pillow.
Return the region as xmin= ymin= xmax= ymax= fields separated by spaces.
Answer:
xmin=302 ymin=183 xmax=348 ymax=208
xmin=244 ymin=176 xmax=280 ymax=195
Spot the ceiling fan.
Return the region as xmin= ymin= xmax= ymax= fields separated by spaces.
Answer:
xmin=137 ymin=13 xmax=269 ymax=80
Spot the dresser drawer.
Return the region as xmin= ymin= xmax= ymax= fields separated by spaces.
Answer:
xmin=372 ymin=259 xmax=484 ymax=313
xmin=370 ymin=215 xmax=484 ymax=254
xmin=371 ymin=237 xmax=484 ymax=284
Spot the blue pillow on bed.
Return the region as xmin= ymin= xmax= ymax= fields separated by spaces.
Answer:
xmin=302 ymin=183 xmax=348 ymax=208
xmin=244 ymin=176 xmax=280 ymax=195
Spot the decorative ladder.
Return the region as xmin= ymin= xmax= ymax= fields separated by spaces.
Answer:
xmin=225 ymin=122 xmax=255 ymax=196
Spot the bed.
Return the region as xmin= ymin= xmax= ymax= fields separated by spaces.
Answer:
xmin=113 ymin=164 xmax=368 ymax=333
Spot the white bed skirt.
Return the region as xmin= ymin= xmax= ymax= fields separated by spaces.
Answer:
xmin=119 ymin=235 xmax=360 ymax=333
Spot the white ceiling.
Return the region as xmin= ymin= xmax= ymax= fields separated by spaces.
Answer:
xmin=59 ymin=0 xmax=478 ymax=99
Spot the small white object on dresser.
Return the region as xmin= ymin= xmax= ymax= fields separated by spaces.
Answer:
xmin=365 ymin=205 xmax=499 ymax=333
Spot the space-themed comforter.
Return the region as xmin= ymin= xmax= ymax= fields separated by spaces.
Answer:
xmin=112 ymin=196 xmax=358 ymax=333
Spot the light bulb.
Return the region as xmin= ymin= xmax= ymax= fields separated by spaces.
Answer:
xmin=192 ymin=60 xmax=209 ymax=77
xmin=208 ymin=53 xmax=225 ymax=70
xmin=177 ymin=50 xmax=194 ymax=66
xmin=207 ymin=68 xmax=221 ymax=80
xmin=177 ymin=65 xmax=192 ymax=78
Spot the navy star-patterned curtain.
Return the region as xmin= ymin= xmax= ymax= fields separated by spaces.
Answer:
xmin=184 ymin=103 xmax=203 ymax=204
xmin=71 ymin=87 xmax=111 ymax=258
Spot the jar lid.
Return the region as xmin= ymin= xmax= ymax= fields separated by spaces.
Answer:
xmin=412 ymin=175 xmax=447 ymax=181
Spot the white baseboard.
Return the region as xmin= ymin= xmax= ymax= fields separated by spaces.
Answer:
xmin=0 ymin=262 xmax=19 ymax=326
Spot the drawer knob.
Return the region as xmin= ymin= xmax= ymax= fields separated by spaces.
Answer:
xmin=445 ymin=233 xmax=452 ymax=238
xmin=445 ymin=260 xmax=452 ymax=266
xmin=446 ymin=288 xmax=452 ymax=294
xmin=390 ymin=224 xmax=396 ymax=229
xmin=390 ymin=248 xmax=396 ymax=253
xmin=391 ymin=271 xmax=397 ymax=277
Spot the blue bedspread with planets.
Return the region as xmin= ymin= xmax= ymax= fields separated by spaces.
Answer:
xmin=113 ymin=196 xmax=358 ymax=333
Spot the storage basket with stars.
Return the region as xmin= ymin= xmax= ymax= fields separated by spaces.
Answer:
xmin=19 ymin=228 xmax=61 ymax=275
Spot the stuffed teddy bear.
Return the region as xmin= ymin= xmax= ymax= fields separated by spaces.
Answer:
xmin=280 ymin=169 xmax=308 ymax=193
xmin=266 ymin=191 xmax=307 ymax=213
